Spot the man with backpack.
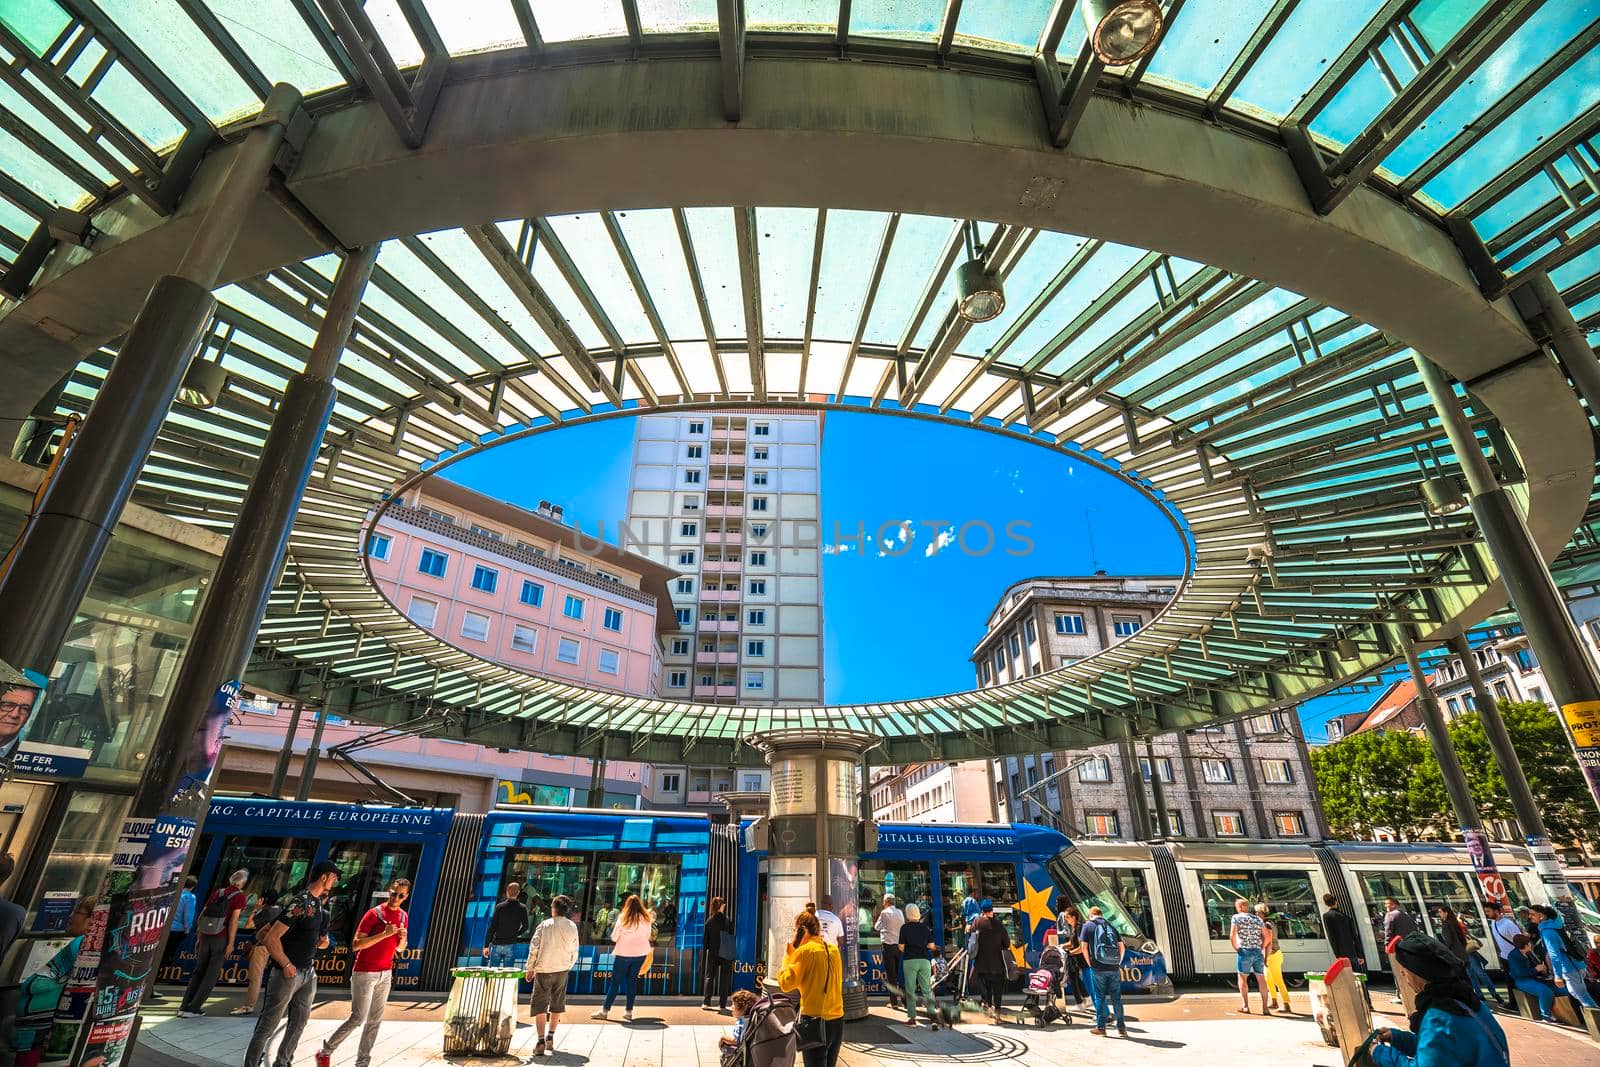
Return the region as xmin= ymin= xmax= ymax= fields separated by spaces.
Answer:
xmin=524 ymin=893 xmax=580 ymax=1057
xmin=178 ymin=868 xmax=250 ymax=1017
xmin=1080 ymin=906 xmax=1126 ymax=1037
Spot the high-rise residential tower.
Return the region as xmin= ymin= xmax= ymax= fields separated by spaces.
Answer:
xmin=625 ymin=411 xmax=825 ymax=705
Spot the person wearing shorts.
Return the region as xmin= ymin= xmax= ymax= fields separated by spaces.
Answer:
xmin=1230 ymin=898 xmax=1269 ymax=1014
xmin=525 ymin=894 xmax=580 ymax=1057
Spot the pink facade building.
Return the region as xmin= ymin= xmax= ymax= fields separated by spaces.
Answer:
xmin=366 ymin=479 xmax=677 ymax=696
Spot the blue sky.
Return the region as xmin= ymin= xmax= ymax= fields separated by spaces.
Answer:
xmin=441 ymin=412 xmax=1387 ymax=739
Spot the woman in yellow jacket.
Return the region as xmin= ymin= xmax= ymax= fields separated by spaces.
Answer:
xmin=777 ymin=910 xmax=844 ymax=1067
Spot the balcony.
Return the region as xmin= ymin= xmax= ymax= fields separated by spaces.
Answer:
xmin=694 ymin=650 xmax=739 ymax=665
xmin=696 ymin=617 xmax=740 ymax=632
xmin=711 ymin=428 xmax=746 ymax=442
xmin=707 ymin=478 xmax=743 ymax=491
xmin=705 ymin=504 xmax=744 ymax=518
xmin=700 ymin=559 xmax=739 ymax=573
xmin=703 ymin=684 xmax=738 ymax=699
xmin=700 ymin=588 xmax=740 ymax=602
xmin=705 ymin=530 xmax=742 ymax=546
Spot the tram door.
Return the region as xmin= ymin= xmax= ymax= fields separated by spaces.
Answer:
xmin=325 ymin=840 xmax=423 ymax=956
xmin=938 ymin=862 xmax=1021 ymax=956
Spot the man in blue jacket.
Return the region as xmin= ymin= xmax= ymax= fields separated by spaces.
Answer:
xmin=1372 ymin=933 xmax=1508 ymax=1067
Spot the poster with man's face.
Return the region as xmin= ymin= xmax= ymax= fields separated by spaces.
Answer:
xmin=0 ymin=661 xmax=46 ymax=765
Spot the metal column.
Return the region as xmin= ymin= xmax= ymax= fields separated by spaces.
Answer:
xmin=1118 ymin=735 xmax=1153 ymax=840
xmin=0 ymin=85 xmax=303 ymax=683
xmin=1415 ymin=354 xmax=1600 ymax=870
xmin=1401 ymin=636 xmax=1484 ymax=830
xmin=296 ymin=703 xmax=332 ymax=802
xmin=1145 ymin=738 xmax=1169 ymax=840
xmin=268 ymin=699 xmax=306 ymax=797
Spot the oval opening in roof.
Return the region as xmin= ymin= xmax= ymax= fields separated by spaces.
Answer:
xmin=362 ymin=407 xmax=1187 ymax=706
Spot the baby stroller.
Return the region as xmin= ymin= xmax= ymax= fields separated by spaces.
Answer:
xmin=1023 ymin=944 xmax=1067 ymax=1026
xmin=721 ymin=990 xmax=798 ymax=1067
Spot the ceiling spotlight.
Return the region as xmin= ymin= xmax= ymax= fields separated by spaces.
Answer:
xmin=1081 ymin=0 xmax=1165 ymax=66
xmin=1419 ymin=475 xmax=1468 ymax=516
xmin=177 ymin=358 xmax=228 ymax=409
xmin=957 ymin=220 xmax=1004 ymax=324
xmin=1335 ymin=638 xmax=1360 ymax=662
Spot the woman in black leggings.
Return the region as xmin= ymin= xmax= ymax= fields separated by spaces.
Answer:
xmin=702 ymin=896 xmax=733 ymax=1010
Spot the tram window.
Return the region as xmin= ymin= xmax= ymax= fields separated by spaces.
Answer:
xmin=1100 ymin=868 xmax=1156 ymax=942
xmin=858 ymin=861 xmax=933 ymax=946
xmin=1046 ymin=849 xmax=1147 ymax=940
xmin=1415 ymin=871 xmax=1484 ymax=940
xmin=590 ymin=855 xmax=682 ymax=945
xmin=213 ymin=835 xmax=318 ymax=913
xmin=938 ymin=862 xmax=1020 ymax=951
xmin=324 ymin=840 xmax=422 ymax=956
xmin=1196 ymin=870 xmax=1323 ymax=941
xmin=1358 ymin=871 xmax=1423 ymax=954
xmin=502 ymin=851 xmax=589 ymax=935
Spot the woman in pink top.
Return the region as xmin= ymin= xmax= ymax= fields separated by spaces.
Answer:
xmin=592 ymin=894 xmax=655 ymax=1021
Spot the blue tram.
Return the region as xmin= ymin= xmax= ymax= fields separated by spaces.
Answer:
xmin=170 ymin=799 xmax=1167 ymax=995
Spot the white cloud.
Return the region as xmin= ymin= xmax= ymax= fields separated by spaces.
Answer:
xmin=924 ymin=525 xmax=958 ymax=558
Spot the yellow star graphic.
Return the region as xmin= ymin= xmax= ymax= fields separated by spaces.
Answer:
xmin=1010 ymin=943 xmax=1029 ymax=970
xmin=1015 ymin=877 xmax=1056 ymax=937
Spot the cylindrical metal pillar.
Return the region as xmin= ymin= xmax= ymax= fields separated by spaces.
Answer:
xmin=1400 ymin=636 xmax=1483 ymax=830
xmin=1144 ymin=738 xmax=1169 ymax=840
xmin=268 ymin=699 xmax=306 ymax=797
xmin=748 ymin=730 xmax=877 ymax=1020
xmin=1118 ymin=735 xmax=1153 ymax=840
xmin=296 ymin=703 xmax=331 ymax=802
xmin=1527 ymin=272 xmax=1600 ymax=424
xmin=1415 ymin=354 xmax=1600 ymax=854
xmin=0 ymin=84 xmax=303 ymax=684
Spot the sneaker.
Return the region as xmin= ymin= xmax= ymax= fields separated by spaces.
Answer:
xmin=539 ymin=1039 xmax=553 ymax=1056
xmin=929 ymin=1021 xmax=939 ymax=1031
xmin=1117 ymin=1027 xmax=1127 ymax=1037
xmin=590 ymin=1009 xmax=609 ymax=1020
xmin=622 ymin=1010 xmax=633 ymax=1022
xmin=905 ymin=1018 xmax=917 ymax=1027
xmin=701 ymin=1003 xmax=716 ymax=1011
xmin=315 ymin=1048 xmax=331 ymax=1067
xmin=177 ymin=1009 xmax=204 ymax=1019
xmin=1090 ymin=1027 xmax=1106 ymax=1036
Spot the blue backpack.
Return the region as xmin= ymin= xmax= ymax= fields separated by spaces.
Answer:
xmin=1085 ymin=918 xmax=1122 ymax=967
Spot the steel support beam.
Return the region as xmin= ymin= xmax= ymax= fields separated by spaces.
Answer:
xmin=315 ymin=0 xmax=449 ymax=149
xmin=718 ymin=0 xmax=745 ymax=121
xmin=1034 ymin=2 xmax=1103 ymax=148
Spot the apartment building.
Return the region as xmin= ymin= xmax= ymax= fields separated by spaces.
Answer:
xmin=624 ymin=411 xmax=825 ymax=706
xmin=876 ymin=575 xmax=1323 ymax=842
xmin=869 ymin=762 xmax=995 ymax=824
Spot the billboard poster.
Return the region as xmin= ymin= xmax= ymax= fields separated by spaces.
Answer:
xmin=0 ymin=662 xmax=47 ymax=768
xmin=830 ymin=856 xmax=861 ymax=991
xmin=1462 ymin=828 xmax=1508 ymax=905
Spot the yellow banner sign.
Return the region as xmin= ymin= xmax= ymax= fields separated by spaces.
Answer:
xmin=1561 ymin=700 xmax=1600 ymax=749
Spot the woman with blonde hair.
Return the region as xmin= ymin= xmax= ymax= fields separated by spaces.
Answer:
xmin=777 ymin=910 xmax=844 ymax=1067
xmin=593 ymin=894 xmax=653 ymax=1022
xmin=1255 ymin=902 xmax=1290 ymax=1012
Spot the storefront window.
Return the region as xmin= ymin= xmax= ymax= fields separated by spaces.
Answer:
xmin=25 ymin=789 xmax=130 ymax=923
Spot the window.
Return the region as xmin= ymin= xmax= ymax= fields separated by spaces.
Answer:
xmin=1493 ymin=680 xmax=1511 ymax=701
xmin=750 ymin=523 xmax=768 ymax=538
xmin=460 ymin=611 xmax=490 ymax=641
xmin=598 ymin=649 xmax=620 ymax=675
xmin=517 ymin=540 xmax=545 ymax=556
xmin=1008 ymin=633 xmax=1021 ymax=658
xmin=603 ymin=607 xmax=623 ymax=632
xmin=366 ymin=533 xmax=391 ymax=561
xmin=675 ymin=608 xmax=692 ymax=626
xmin=563 ymin=595 xmax=584 ymax=620
xmin=668 ymin=670 xmax=687 ymax=688
xmin=421 ymin=506 xmax=454 ymax=523
xmin=753 ymin=446 xmax=769 ymax=460
xmin=1113 ymin=615 xmax=1142 ymax=637
xmin=1197 ymin=869 xmax=1323 ymax=941
xmin=511 ymin=624 xmax=537 ymax=653
xmin=471 ymin=564 xmax=498 ymax=593
xmin=1275 ymin=811 xmax=1307 ymax=836
xmin=688 ymin=421 xmax=705 ymax=433
xmin=1139 ymin=756 xmax=1174 ymax=783
xmin=742 ymin=774 xmax=763 ymax=791
xmin=684 ymin=469 xmax=702 ymax=484
xmin=1164 ymin=810 xmax=1185 ymax=837
xmin=407 ymin=596 xmax=438 ymax=628
xmin=1212 ymin=811 xmax=1246 ymax=836
xmin=699 ymin=673 xmax=715 ymax=686
xmin=747 ymin=609 xmax=766 ymax=625
xmin=701 ymin=639 xmax=716 ymax=653
xmin=1260 ymin=758 xmax=1293 ymax=784
xmin=556 ymin=638 xmax=580 ymax=664
xmin=1446 ymin=697 xmax=1461 ymax=718
xmin=1200 ymin=758 xmax=1233 ymax=784
xmin=746 ymin=639 xmax=766 ymax=657
xmin=1024 ymin=618 xmax=1036 ymax=643
xmin=1085 ymin=811 xmax=1120 ymax=837
xmin=750 ymin=551 xmax=767 ymax=566
xmin=670 ymin=638 xmax=689 ymax=655
xmin=676 ymin=578 xmax=694 ymax=594
xmin=519 ymin=580 xmax=544 ymax=607
xmin=683 ymin=496 xmax=700 ymax=511
xmin=417 ymin=548 xmax=448 ymax=578
xmin=1054 ymin=612 xmax=1085 ymax=635
xmin=753 ymin=471 xmax=769 ymax=486
xmin=751 ymin=497 xmax=769 ymax=512
xmin=1078 ymin=756 xmax=1111 ymax=783
xmin=470 ymin=524 xmax=502 ymax=541
xmin=753 ymin=423 xmax=770 ymax=436
xmin=1249 ymin=713 xmax=1284 ymax=734
xmin=1513 ymin=647 xmax=1535 ymax=671
xmin=677 ymin=550 xmax=696 ymax=565
xmin=686 ymin=445 xmax=703 ymax=459
xmin=660 ymin=772 xmax=681 ymax=792
xmin=745 ymin=671 xmax=765 ymax=690
xmin=748 ymin=579 xmax=767 ymax=595
xmin=680 ymin=522 xmax=698 ymax=536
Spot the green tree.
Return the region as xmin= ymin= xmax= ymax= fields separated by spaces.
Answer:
xmin=1310 ymin=727 xmax=1445 ymax=839
xmin=1449 ymin=700 xmax=1599 ymax=848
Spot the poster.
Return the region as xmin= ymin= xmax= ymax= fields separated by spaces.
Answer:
xmin=829 ymin=856 xmax=861 ymax=989
xmin=0 ymin=662 xmax=47 ymax=767
xmin=1560 ymin=699 xmax=1600 ymax=811
xmin=1461 ymin=829 xmax=1508 ymax=905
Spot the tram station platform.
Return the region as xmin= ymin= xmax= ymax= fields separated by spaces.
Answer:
xmin=130 ymin=991 xmax=1595 ymax=1067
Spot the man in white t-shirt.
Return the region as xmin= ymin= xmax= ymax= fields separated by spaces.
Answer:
xmin=815 ymin=894 xmax=845 ymax=946
xmin=1484 ymin=900 xmax=1523 ymax=1006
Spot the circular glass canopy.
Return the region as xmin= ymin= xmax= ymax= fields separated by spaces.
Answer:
xmin=1 ymin=0 xmax=1596 ymax=765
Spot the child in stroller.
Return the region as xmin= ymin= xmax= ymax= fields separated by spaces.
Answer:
xmin=1023 ymin=936 xmax=1068 ymax=1026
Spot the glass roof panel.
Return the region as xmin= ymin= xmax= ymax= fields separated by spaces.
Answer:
xmin=1139 ymin=0 xmax=1280 ymax=96
xmin=198 ymin=0 xmax=345 ymax=93
xmin=613 ymin=209 xmax=704 ymax=341
xmin=810 ymin=209 xmax=889 ymax=343
xmin=683 ymin=207 xmax=746 ymax=339
xmin=638 ymin=0 xmax=720 ymax=34
xmin=1230 ymin=0 xmax=1387 ymax=120
xmin=849 ymin=0 xmax=942 ymax=41
xmin=956 ymin=0 xmax=1052 ymax=54
xmin=862 ymin=213 xmax=957 ymax=345
xmin=999 ymin=241 xmax=1148 ymax=369
xmin=747 ymin=0 xmax=835 ymax=33
xmin=545 ymin=213 xmax=656 ymax=346
xmin=530 ymin=0 xmax=628 ymax=42
xmin=488 ymin=220 xmax=605 ymax=350
xmin=424 ymin=0 xmax=525 ymax=55
xmin=0 ymin=2 xmax=69 ymax=53
xmin=0 ymin=125 xmax=95 ymax=208
xmin=100 ymin=0 xmax=256 ymax=123
xmin=957 ymin=230 xmax=1091 ymax=359
xmin=413 ymin=226 xmax=558 ymax=357
xmin=755 ymin=207 xmax=816 ymax=339
xmin=363 ymin=0 xmax=425 ymax=68
xmin=92 ymin=61 xmax=185 ymax=149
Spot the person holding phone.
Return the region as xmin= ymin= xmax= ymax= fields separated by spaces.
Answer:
xmin=321 ymin=878 xmax=410 ymax=1067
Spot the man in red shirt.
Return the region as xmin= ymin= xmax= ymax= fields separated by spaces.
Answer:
xmin=321 ymin=878 xmax=410 ymax=1067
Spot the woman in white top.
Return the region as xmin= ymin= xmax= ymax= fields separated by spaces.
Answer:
xmin=593 ymin=894 xmax=655 ymax=1021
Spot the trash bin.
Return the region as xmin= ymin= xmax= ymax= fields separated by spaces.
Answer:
xmin=443 ymin=967 xmax=521 ymax=1056
xmin=1306 ymin=969 xmax=1367 ymax=1048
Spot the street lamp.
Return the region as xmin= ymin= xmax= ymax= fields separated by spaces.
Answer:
xmin=1081 ymin=0 xmax=1165 ymax=66
xmin=957 ymin=220 xmax=1004 ymax=323
xmin=1419 ymin=475 xmax=1468 ymax=516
